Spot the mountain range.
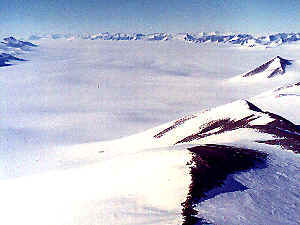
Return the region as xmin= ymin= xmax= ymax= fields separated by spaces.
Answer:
xmin=104 ymin=57 xmax=300 ymax=223
xmin=28 ymin=32 xmax=300 ymax=48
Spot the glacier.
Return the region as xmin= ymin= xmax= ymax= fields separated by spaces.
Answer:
xmin=0 ymin=36 xmax=300 ymax=225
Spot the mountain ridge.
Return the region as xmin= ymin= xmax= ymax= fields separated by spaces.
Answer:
xmin=148 ymin=100 xmax=300 ymax=153
xmin=242 ymin=56 xmax=293 ymax=78
xmin=0 ymin=37 xmax=36 ymax=67
xmin=27 ymin=32 xmax=300 ymax=48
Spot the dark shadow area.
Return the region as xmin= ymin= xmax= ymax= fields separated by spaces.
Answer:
xmin=0 ymin=63 xmax=13 ymax=67
xmin=254 ymin=112 xmax=300 ymax=154
xmin=181 ymin=144 xmax=268 ymax=225
xmin=0 ymin=53 xmax=26 ymax=68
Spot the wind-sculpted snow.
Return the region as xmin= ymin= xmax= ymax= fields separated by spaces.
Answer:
xmin=27 ymin=32 xmax=300 ymax=48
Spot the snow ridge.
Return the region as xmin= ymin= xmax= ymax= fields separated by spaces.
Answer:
xmin=151 ymin=100 xmax=300 ymax=153
xmin=242 ymin=56 xmax=293 ymax=78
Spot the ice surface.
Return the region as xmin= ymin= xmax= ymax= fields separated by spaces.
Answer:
xmin=1 ymin=38 xmax=300 ymax=225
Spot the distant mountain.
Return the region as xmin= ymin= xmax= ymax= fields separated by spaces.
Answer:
xmin=27 ymin=32 xmax=300 ymax=48
xmin=242 ymin=56 xmax=293 ymax=78
xmin=229 ymin=56 xmax=298 ymax=82
xmin=2 ymin=36 xmax=37 ymax=48
xmin=0 ymin=37 xmax=36 ymax=67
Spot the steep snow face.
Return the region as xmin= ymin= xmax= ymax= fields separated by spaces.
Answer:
xmin=0 ymin=53 xmax=25 ymax=66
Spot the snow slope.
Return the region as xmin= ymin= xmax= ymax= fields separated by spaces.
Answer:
xmin=251 ymin=82 xmax=300 ymax=123
xmin=0 ymin=146 xmax=192 ymax=225
xmin=1 ymin=98 xmax=299 ymax=225
xmin=1 ymin=39 xmax=300 ymax=225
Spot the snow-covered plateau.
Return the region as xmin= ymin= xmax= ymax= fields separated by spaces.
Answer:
xmin=0 ymin=36 xmax=299 ymax=225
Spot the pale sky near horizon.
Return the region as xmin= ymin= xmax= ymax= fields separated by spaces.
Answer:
xmin=1 ymin=0 xmax=300 ymax=38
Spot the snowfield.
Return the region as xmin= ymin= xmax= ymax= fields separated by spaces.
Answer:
xmin=1 ymin=36 xmax=300 ymax=225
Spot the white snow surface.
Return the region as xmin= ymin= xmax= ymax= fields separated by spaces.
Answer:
xmin=0 ymin=147 xmax=192 ymax=225
xmin=1 ymin=38 xmax=300 ymax=225
xmin=251 ymin=81 xmax=300 ymax=122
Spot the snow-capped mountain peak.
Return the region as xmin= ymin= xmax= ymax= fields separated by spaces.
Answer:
xmin=228 ymin=55 xmax=298 ymax=83
xmin=150 ymin=100 xmax=300 ymax=153
xmin=242 ymin=56 xmax=293 ymax=78
xmin=2 ymin=36 xmax=37 ymax=48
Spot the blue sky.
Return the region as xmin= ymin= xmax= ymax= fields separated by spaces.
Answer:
xmin=1 ymin=0 xmax=300 ymax=38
